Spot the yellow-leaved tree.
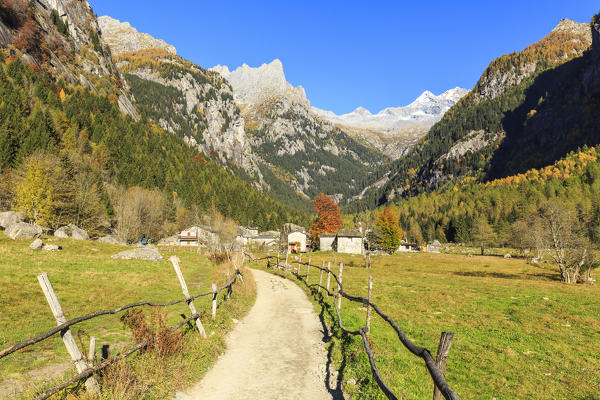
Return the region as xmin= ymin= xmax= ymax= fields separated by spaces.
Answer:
xmin=15 ymin=159 xmax=54 ymax=226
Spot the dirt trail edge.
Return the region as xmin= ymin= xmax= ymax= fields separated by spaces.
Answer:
xmin=176 ymin=268 xmax=343 ymax=400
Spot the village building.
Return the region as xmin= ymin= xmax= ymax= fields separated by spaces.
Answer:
xmin=398 ymin=241 xmax=420 ymax=252
xmin=248 ymin=231 xmax=280 ymax=249
xmin=178 ymin=226 xmax=218 ymax=248
xmin=319 ymin=233 xmax=336 ymax=252
xmin=280 ymin=223 xmax=308 ymax=253
xmin=333 ymin=229 xmax=364 ymax=255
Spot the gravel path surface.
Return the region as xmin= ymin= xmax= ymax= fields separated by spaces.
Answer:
xmin=177 ymin=268 xmax=343 ymax=400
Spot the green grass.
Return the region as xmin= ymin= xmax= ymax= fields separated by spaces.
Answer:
xmin=254 ymin=251 xmax=600 ymax=400
xmin=0 ymin=235 xmax=256 ymax=399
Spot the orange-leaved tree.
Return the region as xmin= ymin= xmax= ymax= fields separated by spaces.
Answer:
xmin=375 ymin=206 xmax=403 ymax=254
xmin=309 ymin=193 xmax=342 ymax=247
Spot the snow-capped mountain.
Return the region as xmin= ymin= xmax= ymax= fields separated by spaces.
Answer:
xmin=312 ymin=87 xmax=468 ymax=135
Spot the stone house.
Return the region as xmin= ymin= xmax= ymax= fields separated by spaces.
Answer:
xmin=281 ymin=223 xmax=308 ymax=253
xmin=178 ymin=226 xmax=218 ymax=248
xmin=398 ymin=242 xmax=419 ymax=252
xmin=319 ymin=233 xmax=336 ymax=252
xmin=249 ymin=231 xmax=280 ymax=249
xmin=334 ymin=229 xmax=364 ymax=255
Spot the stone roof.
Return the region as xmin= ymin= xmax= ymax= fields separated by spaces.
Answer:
xmin=337 ymin=229 xmax=362 ymax=238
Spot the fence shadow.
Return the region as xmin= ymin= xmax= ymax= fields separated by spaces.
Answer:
xmin=314 ymin=289 xmax=347 ymax=400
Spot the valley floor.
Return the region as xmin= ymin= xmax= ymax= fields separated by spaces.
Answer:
xmin=251 ymin=251 xmax=600 ymax=400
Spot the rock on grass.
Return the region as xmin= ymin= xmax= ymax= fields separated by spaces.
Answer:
xmin=111 ymin=246 xmax=163 ymax=261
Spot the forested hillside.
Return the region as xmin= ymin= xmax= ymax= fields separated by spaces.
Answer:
xmin=363 ymin=146 xmax=600 ymax=249
xmin=348 ymin=18 xmax=599 ymax=212
xmin=0 ymin=0 xmax=308 ymax=236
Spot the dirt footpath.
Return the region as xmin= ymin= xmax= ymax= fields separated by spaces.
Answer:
xmin=177 ymin=268 xmax=343 ymax=400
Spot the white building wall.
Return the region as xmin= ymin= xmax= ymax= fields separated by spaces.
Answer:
xmin=288 ymin=231 xmax=307 ymax=253
xmin=337 ymin=237 xmax=363 ymax=255
xmin=320 ymin=236 xmax=335 ymax=251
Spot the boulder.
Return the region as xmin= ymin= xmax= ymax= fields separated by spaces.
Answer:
xmin=43 ymin=244 xmax=62 ymax=251
xmin=5 ymin=222 xmax=43 ymax=240
xmin=111 ymin=247 xmax=163 ymax=262
xmin=54 ymin=224 xmax=89 ymax=240
xmin=98 ymin=235 xmax=126 ymax=245
xmin=504 ymin=253 xmax=512 ymax=259
xmin=157 ymin=235 xmax=178 ymax=246
xmin=29 ymin=238 xmax=44 ymax=250
xmin=0 ymin=211 xmax=24 ymax=229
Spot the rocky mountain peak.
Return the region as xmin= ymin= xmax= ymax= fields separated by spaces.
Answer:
xmin=551 ymin=18 xmax=589 ymax=36
xmin=352 ymin=106 xmax=372 ymax=116
xmin=210 ymin=59 xmax=308 ymax=107
xmin=98 ymin=16 xmax=176 ymax=56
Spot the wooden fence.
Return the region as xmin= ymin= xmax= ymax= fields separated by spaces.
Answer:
xmin=0 ymin=255 xmax=245 ymax=400
xmin=248 ymin=253 xmax=459 ymax=400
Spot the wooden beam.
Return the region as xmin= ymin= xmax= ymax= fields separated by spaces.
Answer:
xmin=169 ymin=256 xmax=207 ymax=338
xmin=37 ymin=273 xmax=100 ymax=394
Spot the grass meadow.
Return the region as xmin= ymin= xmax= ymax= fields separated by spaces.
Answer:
xmin=254 ymin=251 xmax=600 ymax=400
xmin=0 ymin=235 xmax=256 ymax=399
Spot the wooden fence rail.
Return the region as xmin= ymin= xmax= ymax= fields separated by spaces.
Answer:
xmin=246 ymin=253 xmax=459 ymax=400
xmin=1 ymin=257 xmax=244 ymax=400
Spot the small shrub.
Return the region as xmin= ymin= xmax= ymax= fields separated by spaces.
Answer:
xmin=121 ymin=308 xmax=182 ymax=357
xmin=14 ymin=17 xmax=40 ymax=54
xmin=0 ymin=0 xmax=28 ymax=28
xmin=209 ymin=251 xmax=228 ymax=264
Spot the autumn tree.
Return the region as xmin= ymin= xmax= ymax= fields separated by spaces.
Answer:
xmin=14 ymin=157 xmax=54 ymax=225
xmin=539 ymin=202 xmax=593 ymax=283
xmin=375 ymin=207 xmax=403 ymax=254
xmin=309 ymin=193 xmax=342 ymax=248
xmin=111 ymin=186 xmax=166 ymax=242
xmin=471 ymin=216 xmax=496 ymax=255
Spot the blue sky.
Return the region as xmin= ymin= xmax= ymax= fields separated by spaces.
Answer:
xmin=90 ymin=0 xmax=599 ymax=114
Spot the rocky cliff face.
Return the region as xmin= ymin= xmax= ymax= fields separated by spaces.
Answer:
xmin=98 ymin=16 xmax=176 ymax=56
xmin=0 ymin=0 xmax=139 ymax=119
xmin=112 ymin=49 xmax=258 ymax=173
xmin=211 ymin=59 xmax=387 ymax=202
xmin=212 ymin=59 xmax=308 ymax=107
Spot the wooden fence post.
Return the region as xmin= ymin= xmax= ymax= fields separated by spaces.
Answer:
xmin=212 ymin=283 xmax=218 ymax=320
xmin=226 ymin=270 xmax=231 ymax=300
xmin=285 ymin=252 xmax=289 ymax=269
xmin=37 ymin=273 xmax=100 ymax=394
xmin=432 ymin=332 xmax=454 ymax=400
xmin=88 ymin=336 xmax=96 ymax=367
xmin=298 ymin=254 xmax=302 ymax=275
xmin=326 ymin=262 xmax=331 ymax=293
xmin=337 ymin=262 xmax=344 ymax=310
xmin=368 ymin=253 xmax=372 ymax=269
xmin=366 ymin=276 xmax=373 ymax=335
xmin=306 ymin=257 xmax=311 ymax=282
xmin=318 ymin=261 xmax=324 ymax=293
xmin=277 ymin=252 xmax=280 ymax=268
xmin=170 ymin=256 xmax=207 ymax=338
